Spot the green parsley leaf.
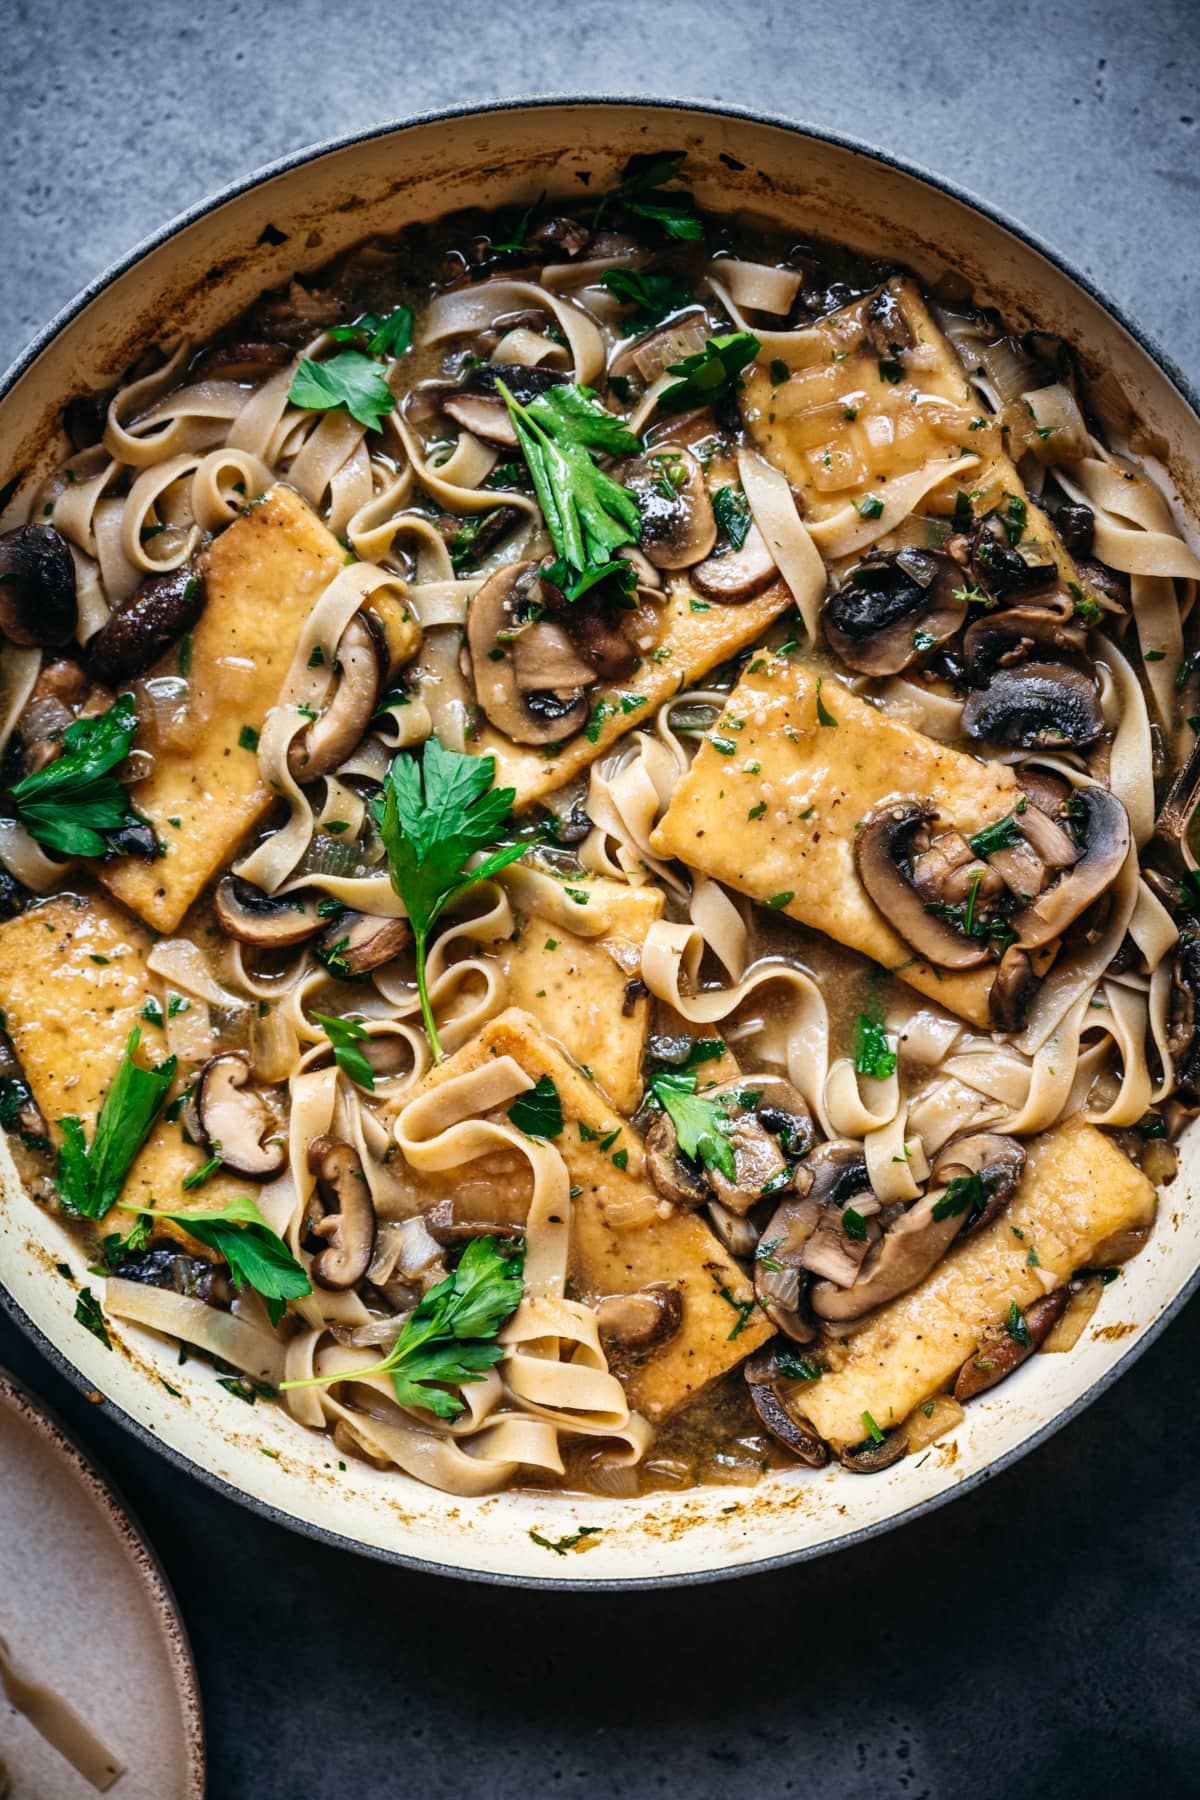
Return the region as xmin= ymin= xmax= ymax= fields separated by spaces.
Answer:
xmin=507 ymin=1074 xmax=563 ymax=1139
xmin=1005 ymin=1300 xmax=1032 ymax=1347
xmin=931 ymin=1170 xmax=987 ymax=1223
xmin=854 ymin=1013 xmax=897 ymax=1079
xmin=650 ymin=1069 xmax=736 ymax=1181
xmin=600 ymin=267 xmax=694 ymax=331
xmin=288 ymin=350 xmax=395 ymax=430
xmin=1001 ymin=493 xmax=1027 ymax=545
xmin=122 ymin=1194 xmax=311 ymax=1326
xmin=327 ymin=305 xmax=414 ymax=358
xmin=74 ymin=1286 xmax=111 ymax=1348
xmin=842 ymin=1207 xmax=868 ymax=1242
xmin=496 ymin=380 xmax=640 ymax=580
xmin=775 ymin=1348 xmax=822 ymax=1381
xmin=374 ymin=737 xmax=527 ymax=1059
xmin=56 ymin=1027 xmax=176 ymax=1220
xmin=312 ymin=1012 xmax=376 ymax=1092
xmin=711 ymin=485 xmax=751 ymax=550
xmin=281 ymin=1236 xmax=525 ymax=1418
xmin=596 ymin=150 xmax=703 ymax=241
xmin=530 ymin=1525 xmax=602 ymax=1555
xmin=238 ymin=724 xmax=259 ymax=753
xmin=11 ymin=694 xmax=143 ymax=858
xmin=660 ymin=332 xmax=760 ymax=411
xmin=815 ymin=678 xmax=838 ymax=727
xmin=856 ymin=493 xmax=884 ymax=520
xmin=968 ymin=815 xmax=1023 ymax=858
xmin=861 ymin=1409 xmax=885 ymax=1442
xmin=765 ymin=891 xmax=794 ymax=909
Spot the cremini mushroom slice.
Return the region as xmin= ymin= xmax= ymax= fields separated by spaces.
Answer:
xmin=214 ymin=875 xmax=324 ymax=949
xmin=0 ymin=524 xmax=78 ymax=647
xmin=854 ymin=801 xmax=992 ymax=970
xmin=646 ymin=1076 xmax=812 ymax=1217
xmin=621 ymin=445 xmax=716 ymax=570
xmin=1009 ymin=788 xmax=1130 ymax=950
xmin=196 ymin=1052 xmax=286 ymax=1180
xmin=743 ymin=1348 xmax=829 ymax=1467
xmin=953 ymin=1289 xmax=1069 ymax=1403
xmin=962 ymin=593 xmax=1088 ymax=683
xmin=823 ymin=547 xmax=967 ymax=677
xmin=644 ymin=1110 xmax=710 ymax=1209
xmin=969 ymin=513 xmax=1058 ymax=596
xmin=812 ymin=1132 xmax=1025 ymax=1323
xmin=595 ymin=1285 xmax=683 ymax=1353
xmin=440 ymin=390 xmax=519 ymax=448
xmin=190 ymin=340 xmax=291 ymax=382
xmin=317 ymin=909 xmax=412 ymax=976
xmin=691 ymin=521 xmax=777 ymax=603
xmin=307 ymin=1134 xmax=377 ymax=1291
xmin=287 ymin=612 xmax=381 ymax=781
xmin=754 ymin=1186 xmax=820 ymax=1344
xmin=961 ymin=660 xmax=1103 ymax=749
xmin=988 ymin=944 xmax=1039 ymax=1031
xmin=836 ymin=1429 xmax=908 ymax=1473
xmin=86 ymin=565 xmax=207 ymax=685
xmin=467 ymin=560 xmax=594 ymax=746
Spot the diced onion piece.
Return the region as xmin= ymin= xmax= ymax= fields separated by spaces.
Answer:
xmin=604 ymin=1193 xmax=665 ymax=1230
xmin=902 ymin=1391 xmax=965 ymax=1454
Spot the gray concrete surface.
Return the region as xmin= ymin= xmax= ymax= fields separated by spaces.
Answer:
xmin=1 ymin=2 xmax=1198 ymax=1795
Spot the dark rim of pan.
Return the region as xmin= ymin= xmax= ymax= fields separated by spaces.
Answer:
xmin=1 ymin=95 xmax=1197 ymax=1590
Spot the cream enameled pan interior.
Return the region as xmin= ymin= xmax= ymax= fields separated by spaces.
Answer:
xmin=1 ymin=101 xmax=1198 ymax=1586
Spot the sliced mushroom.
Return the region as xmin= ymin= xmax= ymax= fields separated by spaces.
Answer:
xmin=86 ymin=565 xmax=207 ymax=685
xmin=962 ymin=594 xmax=1087 ymax=683
xmin=855 ymin=801 xmax=991 ymax=970
xmin=307 ymin=1135 xmax=376 ymax=1290
xmin=467 ymin=561 xmax=593 ymax=746
xmin=0 ymin=524 xmax=78 ymax=646
xmin=287 ymin=613 xmax=381 ymax=781
xmin=214 ymin=876 xmax=324 ymax=948
xmin=621 ymin=446 xmax=716 ymax=569
xmin=1154 ymin=730 xmax=1200 ymax=869
xmin=989 ymin=945 xmax=1038 ymax=1031
xmin=743 ymin=1347 xmax=829 ymax=1466
xmin=196 ymin=1053 xmax=286 ymax=1180
xmin=952 ymin=1289 xmax=1068 ymax=1403
xmin=691 ymin=522 xmax=777 ymax=603
xmin=836 ymin=1430 xmax=908 ymax=1473
xmin=864 ymin=284 xmax=914 ymax=359
xmin=753 ymin=1188 xmax=820 ymax=1343
xmin=317 ymin=910 xmax=412 ymax=976
xmin=1169 ymin=926 xmax=1200 ymax=1092
xmin=440 ymin=391 xmax=518 ymax=448
xmin=1009 ymin=788 xmax=1130 ymax=949
xmin=823 ymin=548 xmax=967 ymax=677
xmin=812 ymin=1132 xmax=1025 ymax=1323
xmin=969 ymin=514 xmax=1058 ymax=596
xmin=564 ymin=598 xmax=639 ymax=682
xmin=961 ymin=661 xmax=1103 ymax=750
xmin=595 ymin=1285 xmax=683 ymax=1353
xmin=190 ymin=341 xmax=291 ymax=382
xmin=645 ymin=1076 xmax=812 ymax=1217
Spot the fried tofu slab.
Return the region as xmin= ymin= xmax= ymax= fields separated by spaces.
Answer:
xmin=413 ymin=1008 xmax=773 ymax=1420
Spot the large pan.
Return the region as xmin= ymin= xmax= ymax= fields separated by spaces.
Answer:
xmin=2 ymin=98 xmax=1197 ymax=1587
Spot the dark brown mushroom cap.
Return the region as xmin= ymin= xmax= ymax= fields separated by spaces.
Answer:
xmin=317 ymin=910 xmax=412 ymax=976
xmin=962 ymin=595 xmax=1088 ymax=683
xmin=864 ymin=284 xmax=914 ymax=359
xmin=691 ymin=523 xmax=778 ymax=604
xmin=961 ymin=661 xmax=1103 ymax=750
xmin=287 ymin=612 xmax=382 ymax=781
xmin=989 ymin=944 xmax=1039 ymax=1031
xmin=644 ymin=1110 xmax=709 ymax=1208
xmin=952 ymin=1288 xmax=1068 ymax=1402
xmin=0 ymin=524 xmax=78 ymax=647
xmin=467 ymin=560 xmax=594 ymax=746
xmin=214 ymin=876 xmax=324 ymax=948
xmin=620 ymin=446 xmax=716 ymax=570
xmin=595 ymin=1284 xmax=683 ymax=1353
xmin=929 ymin=1131 xmax=1026 ymax=1239
xmin=196 ymin=1053 xmax=286 ymax=1180
xmin=823 ymin=548 xmax=966 ymax=677
xmin=86 ymin=565 xmax=207 ymax=685
xmin=855 ymin=800 xmax=991 ymax=970
xmin=462 ymin=361 xmax=567 ymax=406
xmin=190 ymin=341 xmax=291 ymax=382
xmin=743 ymin=1348 xmax=829 ymax=1466
xmin=307 ymin=1134 xmax=376 ymax=1291
xmin=1009 ymin=787 xmax=1130 ymax=950
xmin=836 ymin=1430 xmax=907 ymax=1473
xmin=969 ymin=515 xmax=1058 ymax=596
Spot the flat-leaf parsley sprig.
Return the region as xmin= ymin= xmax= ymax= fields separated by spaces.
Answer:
xmin=10 ymin=693 xmax=146 ymax=858
xmin=281 ymin=1235 xmax=525 ymax=1417
xmin=374 ymin=737 xmax=529 ymax=1060
xmin=56 ymin=1027 xmax=176 ymax=1220
xmin=119 ymin=1195 xmax=311 ymax=1326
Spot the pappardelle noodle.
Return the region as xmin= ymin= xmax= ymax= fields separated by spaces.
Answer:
xmin=2 ymin=152 xmax=1197 ymax=1500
